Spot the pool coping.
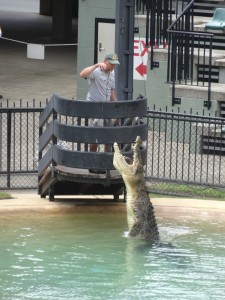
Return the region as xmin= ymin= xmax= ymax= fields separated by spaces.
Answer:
xmin=1 ymin=190 xmax=225 ymax=216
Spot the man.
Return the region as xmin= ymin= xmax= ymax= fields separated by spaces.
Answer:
xmin=80 ymin=53 xmax=120 ymax=173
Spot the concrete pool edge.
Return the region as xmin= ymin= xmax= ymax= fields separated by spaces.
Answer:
xmin=1 ymin=190 xmax=225 ymax=216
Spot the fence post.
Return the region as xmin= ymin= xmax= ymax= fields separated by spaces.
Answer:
xmin=0 ymin=113 xmax=2 ymax=171
xmin=7 ymin=111 xmax=11 ymax=188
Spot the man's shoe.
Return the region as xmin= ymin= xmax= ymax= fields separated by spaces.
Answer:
xmin=89 ymin=169 xmax=106 ymax=174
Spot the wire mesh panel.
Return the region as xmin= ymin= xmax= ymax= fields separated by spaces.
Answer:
xmin=0 ymin=108 xmax=42 ymax=189
xmin=146 ymin=110 xmax=225 ymax=195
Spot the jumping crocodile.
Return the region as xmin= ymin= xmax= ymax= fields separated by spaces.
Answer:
xmin=113 ymin=136 xmax=160 ymax=242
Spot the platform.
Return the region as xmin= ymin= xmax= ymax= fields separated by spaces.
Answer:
xmin=39 ymin=165 xmax=124 ymax=201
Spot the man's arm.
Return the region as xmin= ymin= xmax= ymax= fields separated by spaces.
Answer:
xmin=80 ymin=64 xmax=98 ymax=78
xmin=80 ymin=62 xmax=107 ymax=78
xmin=110 ymin=89 xmax=117 ymax=102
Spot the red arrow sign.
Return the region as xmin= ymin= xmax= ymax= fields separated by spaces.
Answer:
xmin=136 ymin=63 xmax=147 ymax=77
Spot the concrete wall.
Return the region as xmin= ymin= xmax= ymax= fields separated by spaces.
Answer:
xmin=133 ymin=50 xmax=171 ymax=110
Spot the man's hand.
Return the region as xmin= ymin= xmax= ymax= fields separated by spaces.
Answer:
xmin=99 ymin=62 xmax=107 ymax=70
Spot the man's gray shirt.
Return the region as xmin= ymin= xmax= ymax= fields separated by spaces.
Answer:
xmin=86 ymin=67 xmax=115 ymax=101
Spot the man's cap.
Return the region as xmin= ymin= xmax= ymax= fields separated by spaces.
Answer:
xmin=105 ymin=53 xmax=120 ymax=65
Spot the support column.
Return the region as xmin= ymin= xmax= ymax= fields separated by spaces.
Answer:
xmin=40 ymin=0 xmax=53 ymax=16
xmin=52 ymin=0 xmax=73 ymax=41
xmin=115 ymin=0 xmax=135 ymax=101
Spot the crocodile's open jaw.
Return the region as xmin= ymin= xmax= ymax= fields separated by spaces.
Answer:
xmin=113 ymin=143 xmax=136 ymax=176
xmin=113 ymin=136 xmax=143 ymax=176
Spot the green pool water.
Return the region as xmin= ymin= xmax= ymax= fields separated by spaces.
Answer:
xmin=0 ymin=210 xmax=225 ymax=300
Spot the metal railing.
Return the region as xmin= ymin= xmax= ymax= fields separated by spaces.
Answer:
xmin=1 ymin=105 xmax=225 ymax=195
xmin=167 ymin=0 xmax=214 ymax=109
xmin=136 ymin=0 xmax=186 ymax=69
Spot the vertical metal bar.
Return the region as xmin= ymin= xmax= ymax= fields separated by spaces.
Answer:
xmin=163 ymin=0 xmax=168 ymax=44
xmin=171 ymin=35 xmax=177 ymax=105
xmin=212 ymin=121 xmax=216 ymax=184
xmin=7 ymin=112 xmax=11 ymax=188
xmin=115 ymin=0 xmax=134 ymax=100
xmin=0 ymin=111 xmax=2 ymax=172
xmin=156 ymin=0 xmax=162 ymax=45
xmin=190 ymin=34 xmax=194 ymax=85
xmin=146 ymin=114 xmax=149 ymax=177
xmin=26 ymin=111 xmax=29 ymax=170
xmin=32 ymin=111 xmax=36 ymax=169
xmin=169 ymin=116 xmax=174 ymax=179
xmin=167 ymin=33 xmax=171 ymax=82
xmin=175 ymin=117 xmax=179 ymax=179
xmin=19 ymin=109 xmax=22 ymax=171
xmin=169 ymin=0 xmax=172 ymax=23
xmin=197 ymin=36 xmax=200 ymax=86
xmin=207 ymin=37 xmax=212 ymax=109
xmin=206 ymin=121 xmax=210 ymax=183
xmin=203 ymin=36 xmax=206 ymax=87
xmin=163 ymin=114 xmax=167 ymax=178
xmin=150 ymin=0 xmax=156 ymax=69
xmin=184 ymin=5 xmax=190 ymax=80
xmin=218 ymin=123 xmax=222 ymax=184
xmin=151 ymin=113 xmax=155 ymax=177
xmin=184 ymin=33 xmax=190 ymax=83
xmin=177 ymin=32 xmax=183 ymax=82
xmin=193 ymin=117 xmax=198 ymax=182
xmin=187 ymin=119 xmax=192 ymax=181
xmin=157 ymin=117 xmax=161 ymax=177
xmin=128 ymin=0 xmax=135 ymax=98
xmin=145 ymin=0 xmax=150 ymax=48
xmin=38 ymin=112 xmax=43 ymax=195
xmin=175 ymin=0 xmax=179 ymax=18
xmin=13 ymin=112 xmax=16 ymax=171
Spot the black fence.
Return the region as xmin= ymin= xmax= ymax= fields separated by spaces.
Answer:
xmin=146 ymin=110 xmax=225 ymax=196
xmin=1 ymin=106 xmax=225 ymax=196
xmin=0 ymin=107 xmax=42 ymax=189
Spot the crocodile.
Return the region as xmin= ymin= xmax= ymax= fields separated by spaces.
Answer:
xmin=113 ymin=136 xmax=160 ymax=242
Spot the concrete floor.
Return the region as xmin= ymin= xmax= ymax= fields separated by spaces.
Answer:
xmin=0 ymin=10 xmax=77 ymax=106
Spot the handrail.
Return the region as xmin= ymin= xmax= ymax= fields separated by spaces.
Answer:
xmin=167 ymin=0 xmax=195 ymax=32
xmin=137 ymin=0 xmax=181 ymax=69
xmin=167 ymin=0 xmax=214 ymax=109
